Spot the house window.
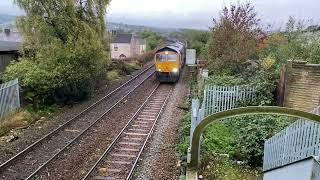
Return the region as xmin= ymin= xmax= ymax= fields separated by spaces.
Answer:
xmin=114 ymin=44 xmax=118 ymax=51
xmin=119 ymin=54 xmax=127 ymax=59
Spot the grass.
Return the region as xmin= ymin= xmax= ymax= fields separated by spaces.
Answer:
xmin=107 ymin=61 xmax=141 ymax=82
xmin=0 ymin=105 xmax=61 ymax=138
xmin=107 ymin=70 xmax=121 ymax=81
xmin=0 ymin=110 xmax=33 ymax=136
xmin=203 ymin=123 xmax=236 ymax=155
xmin=199 ymin=154 xmax=262 ymax=180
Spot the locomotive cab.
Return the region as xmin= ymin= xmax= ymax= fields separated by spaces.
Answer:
xmin=155 ymin=42 xmax=185 ymax=82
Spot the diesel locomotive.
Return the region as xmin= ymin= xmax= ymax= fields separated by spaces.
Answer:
xmin=154 ymin=42 xmax=186 ymax=82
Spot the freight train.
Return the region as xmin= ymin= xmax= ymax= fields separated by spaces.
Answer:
xmin=154 ymin=42 xmax=186 ymax=82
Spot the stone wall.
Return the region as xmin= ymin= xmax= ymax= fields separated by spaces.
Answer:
xmin=284 ymin=61 xmax=320 ymax=112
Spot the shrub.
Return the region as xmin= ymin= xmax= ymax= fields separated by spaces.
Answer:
xmin=107 ymin=70 xmax=121 ymax=81
xmin=222 ymin=115 xmax=294 ymax=167
xmin=4 ymin=36 xmax=108 ymax=106
xmin=200 ymin=154 xmax=261 ymax=179
xmin=205 ymin=75 xmax=245 ymax=86
xmin=177 ymin=112 xmax=191 ymax=155
xmin=207 ymin=2 xmax=263 ymax=74
xmin=203 ymin=123 xmax=236 ymax=155
xmin=3 ymin=1 xmax=110 ymax=108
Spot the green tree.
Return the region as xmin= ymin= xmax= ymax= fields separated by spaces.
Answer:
xmin=170 ymin=30 xmax=210 ymax=59
xmin=139 ymin=31 xmax=165 ymax=51
xmin=4 ymin=0 xmax=110 ymax=107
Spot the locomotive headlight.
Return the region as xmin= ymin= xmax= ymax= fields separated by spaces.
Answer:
xmin=157 ymin=69 xmax=162 ymax=72
xmin=172 ymin=68 xmax=178 ymax=73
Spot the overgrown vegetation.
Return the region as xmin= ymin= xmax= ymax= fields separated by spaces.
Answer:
xmin=3 ymin=0 xmax=111 ymax=108
xmin=259 ymin=16 xmax=320 ymax=67
xmin=179 ymin=2 xmax=320 ymax=178
xmin=138 ymin=31 xmax=165 ymax=51
xmin=199 ymin=155 xmax=261 ymax=180
xmin=170 ymin=30 xmax=210 ymax=59
xmin=0 ymin=106 xmax=60 ymax=137
xmin=207 ymin=3 xmax=263 ymax=75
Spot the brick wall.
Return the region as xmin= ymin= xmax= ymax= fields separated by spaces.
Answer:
xmin=284 ymin=61 xmax=320 ymax=112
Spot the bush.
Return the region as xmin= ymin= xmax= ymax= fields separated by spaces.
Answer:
xmin=222 ymin=115 xmax=294 ymax=167
xmin=203 ymin=123 xmax=236 ymax=155
xmin=177 ymin=112 xmax=191 ymax=155
xmin=205 ymin=75 xmax=245 ymax=86
xmin=207 ymin=2 xmax=263 ymax=74
xmin=200 ymin=154 xmax=261 ymax=179
xmin=259 ymin=17 xmax=320 ymax=71
xmin=107 ymin=70 xmax=121 ymax=81
xmin=203 ymin=71 xmax=289 ymax=167
xmin=138 ymin=31 xmax=165 ymax=51
xmin=3 ymin=1 xmax=110 ymax=108
xmin=4 ymin=35 xmax=108 ymax=107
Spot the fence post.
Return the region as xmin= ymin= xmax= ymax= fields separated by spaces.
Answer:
xmin=191 ymin=99 xmax=200 ymax=142
xmin=188 ymin=99 xmax=200 ymax=164
xmin=16 ymin=79 xmax=20 ymax=109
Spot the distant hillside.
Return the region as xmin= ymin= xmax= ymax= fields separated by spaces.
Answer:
xmin=0 ymin=14 xmax=16 ymax=25
xmin=107 ymin=22 xmax=194 ymax=35
xmin=0 ymin=14 xmax=199 ymax=34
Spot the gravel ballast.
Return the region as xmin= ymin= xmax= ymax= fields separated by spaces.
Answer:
xmin=32 ymin=77 xmax=159 ymax=179
xmin=134 ymin=68 xmax=191 ymax=180
xmin=0 ymin=64 xmax=153 ymax=164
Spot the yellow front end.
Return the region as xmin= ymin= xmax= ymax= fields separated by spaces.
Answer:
xmin=155 ymin=62 xmax=179 ymax=73
xmin=155 ymin=61 xmax=180 ymax=82
xmin=154 ymin=51 xmax=181 ymax=82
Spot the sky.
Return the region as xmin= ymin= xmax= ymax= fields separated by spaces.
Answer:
xmin=0 ymin=0 xmax=319 ymax=30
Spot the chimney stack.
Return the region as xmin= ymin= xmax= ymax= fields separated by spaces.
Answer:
xmin=4 ymin=28 xmax=11 ymax=36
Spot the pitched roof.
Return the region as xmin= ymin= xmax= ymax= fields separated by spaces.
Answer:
xmin=0 ymin=41 xmax=21 ymax=52
xmin=0 ymin=32 xmax=22 ymax=43
xmin=112 ymin=33 xmax=133 ymax=43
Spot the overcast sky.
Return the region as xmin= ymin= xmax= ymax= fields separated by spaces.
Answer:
xmin=1 ymin=0 xmax=319 ymax=30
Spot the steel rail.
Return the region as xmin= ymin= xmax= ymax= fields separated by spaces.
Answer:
xmin=0 ymin=65 xmax=154 ymax=171
xmin=25 ymin=71 xmax=156 ymax=180
xmin=82 ymin=83 xmax=161 ymax=180
xmin=126 ymin=87 xmax=172 ymax=180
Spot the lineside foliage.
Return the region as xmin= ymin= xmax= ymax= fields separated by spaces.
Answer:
xmin=200 ymin=2 xmax=301 ymax=177
xmin=4 ymin=0 xmax=111 ymax=107
xmin=207 ymin=2 xmax=263 ymax=75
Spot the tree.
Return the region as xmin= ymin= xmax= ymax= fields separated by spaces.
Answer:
xmin=4 ymin=0 xmax=111 ymax=107
xmin=170 ymin=30 xmax=210 ymax=59
xmin=207 ymin=2 xmax=263 ymax=75
xmin=139 ymin=31 xmax=165 ymax=51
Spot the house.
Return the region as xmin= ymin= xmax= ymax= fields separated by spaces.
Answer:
xmin=0 ymin=29 xmax=22 ymax=73
xmin=110 ymin=33 xmax=146 ymax=59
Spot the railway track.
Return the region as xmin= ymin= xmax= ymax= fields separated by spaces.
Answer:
xmin=0 ymin=65 xmax=155 ymax=180
xmin=83 ymin=84 xmax=173 ymax=180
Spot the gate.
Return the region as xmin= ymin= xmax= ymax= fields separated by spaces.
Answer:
xmin=263 ymin=106 xmax=320 ymax=171
xmin=0 ymin=79 xmax=20 ymax=120
xmin=191 ymin=85 xmax=256 ymax=143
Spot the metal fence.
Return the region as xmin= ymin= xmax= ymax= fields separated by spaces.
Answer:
xmin=263 ymin=106 xmax=320 ymax=171
xmin=191 ymin=85 xmax=256 ymax=141
xmin=0 ymin=79 xmax=20 ymax=120
xmin=202 ymin=85 xmax=256 ymax=117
